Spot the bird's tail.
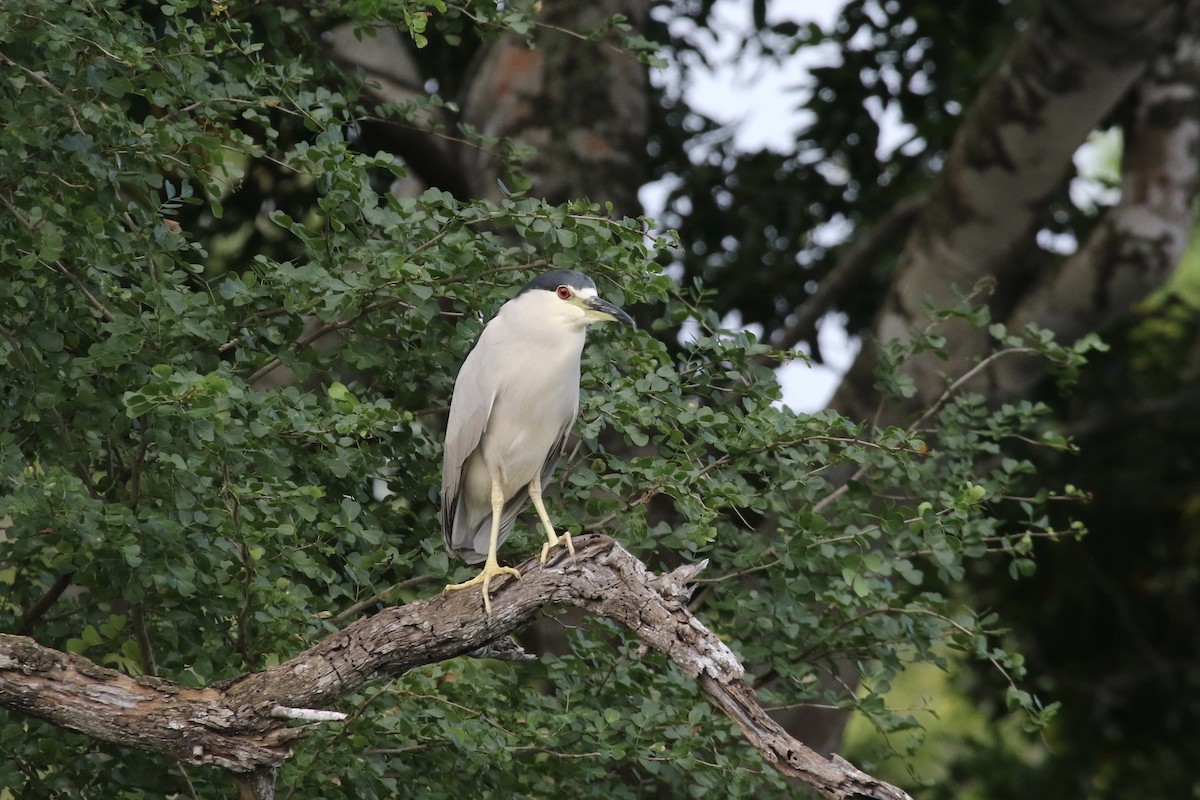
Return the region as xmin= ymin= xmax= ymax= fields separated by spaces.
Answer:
xmin=444 ymin=509 xmax=518 ymax=565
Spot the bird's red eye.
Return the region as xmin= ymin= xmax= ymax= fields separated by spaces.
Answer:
xmin=556 ymin=285 xmax=571 ymax=300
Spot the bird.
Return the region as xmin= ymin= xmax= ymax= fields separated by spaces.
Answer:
xmin=440 ymin=269 xmax=634 ymax=615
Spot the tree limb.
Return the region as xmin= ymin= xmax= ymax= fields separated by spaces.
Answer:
xmin=772 ymin=194 xmax=926 ymax=353
xmin=15 ymin=571 xmax=75 ymax=635
xmin=833 ymin=0 xmax=1183 ymax=422
xmin=323 ymin=22 xmax=472 ymax=199
xmin=995 ymin=0 xmax=1200 ymax=395
xmin=0 ymin=535 xmax=910 ymax=800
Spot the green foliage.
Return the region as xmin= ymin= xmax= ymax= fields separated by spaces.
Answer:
xmin=939 ymin=293 xmax=1200 ymax=800
xmin=0 ymin=1 xmax=1075 ymax=797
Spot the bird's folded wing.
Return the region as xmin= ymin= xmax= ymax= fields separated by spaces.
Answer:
xmin=440 ymin=371 xmax=497 ymax=548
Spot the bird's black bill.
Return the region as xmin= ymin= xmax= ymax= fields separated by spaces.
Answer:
xmin=587 ymin=297 xmax=635 ymax=326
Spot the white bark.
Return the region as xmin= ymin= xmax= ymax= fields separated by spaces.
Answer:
xmin=833 ymin=0 xmax=1185 ymax=422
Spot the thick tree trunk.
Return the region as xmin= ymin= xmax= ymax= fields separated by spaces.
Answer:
xmin=996 ymin=1 xmax=1200 ymax=394
xmin=832 ymin=0 xmax=1186 ymax=423
xmin=459 ymin=0 xmax=650 ymax=211
xmin=327 ymin=1 xmax=649 ymax=214
xmin=803 ymin=0 xmax=1191 ymax=758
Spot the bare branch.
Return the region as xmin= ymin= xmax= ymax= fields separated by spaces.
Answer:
xmin=0 ymin=535 xmax=909 ymax=800
xmin=773 ymin=194 xmax=926 ymax=352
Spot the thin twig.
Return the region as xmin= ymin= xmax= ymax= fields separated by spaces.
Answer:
xmin=331 ymin=574 xmax=436 ymax=624
xmin=247 ymin=297 xmax=411 ymax=385
xmin=0 ymin=50 xmax=82 ymax=132
xmin=773 ymin=195 xmax=926 ymax=350
xmin=1 ymin=194 xmax=118 ymax=322
xmin=445 ymin=3 xmax=636 ymax=60
xmin=906 ymin=347 xmax=1038 ymax=434
xmin=813 ymin=346 xmax=1038 ymax=514
xmin=45 ymin=260 xmax=118 ymax=322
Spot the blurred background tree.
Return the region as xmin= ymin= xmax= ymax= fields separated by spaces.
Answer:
xmin=658 ymin=0 xmax=1200 ymax=797
xmin=1 ymin=0 xmax=1196 ymax=798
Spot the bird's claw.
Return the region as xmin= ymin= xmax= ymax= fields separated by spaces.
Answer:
xmin=539 ymin=530 xmax=575 ymax=565
xmin=445 ymin=561 xmax=521 ymax=616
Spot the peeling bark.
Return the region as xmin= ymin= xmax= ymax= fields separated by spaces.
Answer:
xmin=833 ymin=0 xmax=1184 ymax=422
xmin=995 ymin=0 xmax=1200 ymax=395
xmin=1 ymin=535 xmax=909 ymax=800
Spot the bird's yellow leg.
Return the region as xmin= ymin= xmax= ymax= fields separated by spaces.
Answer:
xmin=530 ymin=471 xmax=573 ymax=565
xmin=445 ymin=477 xmax=519 ymax=615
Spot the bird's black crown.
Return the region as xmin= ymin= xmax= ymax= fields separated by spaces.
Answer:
xmin=517 ymin=269 xmax=596 ymax=296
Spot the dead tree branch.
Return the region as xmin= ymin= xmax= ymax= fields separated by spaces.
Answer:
xmin=0 ymin=535 xmax=911 ymax=800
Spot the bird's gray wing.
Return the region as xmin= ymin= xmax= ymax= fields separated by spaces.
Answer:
xmin=493 ymin=407 xmax=576 ymax=534
xmin=454 ymin=411 xmax=575 ymax=564
xmin=440 ymin=358 xmax=497 ymax=553
xmin=539 ymin=409 xmax=576 ymax=492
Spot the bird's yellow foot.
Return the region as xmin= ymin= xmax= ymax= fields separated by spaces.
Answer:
xmin=539 ymin=529 xmax=575 ymax=565
xmin=445 ymin=560 xmax=521 ymax=616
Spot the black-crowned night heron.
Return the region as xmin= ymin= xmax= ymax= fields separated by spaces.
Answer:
xmin=441 ymin=269 xmax=633 ymax=614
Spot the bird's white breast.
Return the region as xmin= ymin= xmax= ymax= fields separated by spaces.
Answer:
xmin=478 ymin=323 xmax=583 ymax=497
